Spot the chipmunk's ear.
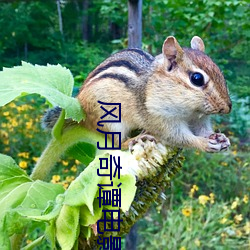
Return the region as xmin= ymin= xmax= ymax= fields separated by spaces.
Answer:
xmin=191 ymin=36 xmax=205 ymax=52
xmin=162 ymin=36 xmax=184 ymax=63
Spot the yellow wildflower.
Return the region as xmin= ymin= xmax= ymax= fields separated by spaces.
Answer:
xmin=32 ymin=157 xmax=39 ymax=162
xmin=198 ymin=195 xmax=210 ymax=206
xmin=62 ymin=160 xmax=69 ymax=166
xmin=0 ymin=130 xmax=8 ymax=138
xmin=243 ymin=195 xmax=248 ymax=204
xmin=209 ymin=193 xmax=215 ymax=204
xmin=220 ymin=217 xmax=228 ymax=224
xmin=236 ymin=229 xmax=242 ymax=237
xmin=179 ymin=247 xmax=186 ymax=250
xmin=3 ymin=138 xmax=9 ymax=145
xmin=63 ymin=182 xmax=69 ymax=189
xmin=11 ymin=119 xmax=18 ymax=127
xmin=19 ymin=161 xmax=28 ymax=169
xmin=234 ymin=214 xmax=243 ymax=224
xmin=244 ymin=221 xmax=250 ymax=234
xmin=71 ymin=165 xmax=77 ymax=172
xmin=231 ymin=197 xmax=240 ymax=209
xmin=9 ymin=102 xmax=16 ymax=108
xmin=18 ymin=152 xmax=30 ymax=159
xmin=221 ymin=162 xmax=228 ymax=167
xmin=66 ymin=176 xmax=75 ymax=182
xmin=75 ymin=159 xmax=81 ymax=165
xmin=189 ymin=184 xmax=199 ymax=198
xmin=232 ymin=150 xmax=237 ymax=156
xmin=26 ymin=121 xmax=33 ymax=129
xmin=182 ymin=207 xmax=192 ymax=217
xmin=194 ymin=238 xmax=201 ymax=247
xmin=3 ymin=111 xmax=9 ymax=116
xmin=51 ymin=175 xmax=61 ymax=183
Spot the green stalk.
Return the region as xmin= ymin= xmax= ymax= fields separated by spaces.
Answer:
xmin=30 ymin=125 xmax=111 ymax=181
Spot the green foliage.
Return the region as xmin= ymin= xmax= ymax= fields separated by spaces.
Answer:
xmin=0 ymin=62 xmax=84 ymax=121
xmin=0 ymin=154 xmax=64 ymax=249
xmin=138 ymin=196 xmax=249 ymax=249
xmin=0 ymin=1 xmax=249 ymax=249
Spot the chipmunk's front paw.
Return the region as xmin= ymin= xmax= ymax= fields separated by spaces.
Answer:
xmin=206 ymin=133 xmax=230 ymax=152
xmin=128 ymin=134 xmax=156 ymax=152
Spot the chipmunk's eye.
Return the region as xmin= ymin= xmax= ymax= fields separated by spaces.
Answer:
xmin=190 ymin=72 xmax=204 ymax=87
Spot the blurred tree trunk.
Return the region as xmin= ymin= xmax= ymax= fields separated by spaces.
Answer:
xmin=56 ymin=0 xmax=64 ymax=36
xmin=125 ymin=224 xmax=137 ymax=250
xmin=82 ymin=0 xmax=91 ymax=41
xmin=128 ymin=0 xmax=142 ymax=48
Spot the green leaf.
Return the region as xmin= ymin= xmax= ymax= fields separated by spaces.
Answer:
xmin=79 ymin=199 xmax=102 ymax=227
xmin=66 ymin=142 xmax=96 ymax=165
xmin=0 ymin=176 xmax=32 ymax=201
xmin=20 ymin=181 xmax=64 ymax=213
xmin=0 ymin=154 xmax=30 ymax=181
xmin=0 ymin=62 xmax=85 ymax=122
xmin=21 ymin=235 xmax=45 ymax=250
xmin=102 ymin=174 xmax=136 ymax=213
xmin=45 ymin=221 xmax=56 ymax=249
xmin=56 ymin=205 xmax=80 ymax=250
xmin=63 ymin=154 xmax=107 ymax=213
xmin=0 ymin=182 xmax=33 ymax=217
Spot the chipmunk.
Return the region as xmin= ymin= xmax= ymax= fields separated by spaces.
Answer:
xmin=44 ymin=36 xmax=232 ymax=153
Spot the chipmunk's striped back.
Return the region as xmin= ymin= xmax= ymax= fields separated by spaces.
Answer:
xmin=83 ymin=48 xmax=155 ymax=89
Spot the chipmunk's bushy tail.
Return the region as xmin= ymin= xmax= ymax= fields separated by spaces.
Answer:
xmin=41 ymin=106 xmax=62 ymax=130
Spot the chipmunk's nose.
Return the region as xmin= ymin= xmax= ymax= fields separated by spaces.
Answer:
xmin=219 ymin=101 xmax=232 ymax=114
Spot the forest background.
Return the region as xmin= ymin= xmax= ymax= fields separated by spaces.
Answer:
xmin=0 ymin=0 xmax=249 ymax=249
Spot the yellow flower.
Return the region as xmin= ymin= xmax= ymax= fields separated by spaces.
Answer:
xmin=66 ymin=176 xmax=75 ymax=182
xmin=62 ymin=160 xmax=69 ymax=166
xmin=26 ymin=121 xmax=33 ymax=129
xmin=221 ymin=162 xmax=228 ymax=167
xmin=32 ymin=157 xmax=39 ymax=162
xmin=0 ymin=130 xmax=8 ymax=138
xmin=198 ymin=195 xmax=210 ymax=206
xmin=75 ymin=159 xmax=81 ymax=165
xmin=179 ymin=247 xmax=186 ymax=250
xmin=51 ymin=175 xmax=61 ymax=183
xmin=18 ymin=152 xmax=30 ymax=159
xmin=26 ymin=239 xmax=32 ymax=244
xmin=182 ymin=207 xmax=192 ymax=217
xmin=189 ymin=184 xmax=199 ymax=197
xmin=19 ymin=161 xmax=28 ymax=169
xmin=70 ymin=165 xmax=77 ymax=172
xmin=234 ymin=214 xmax=243 ymax=224
xmin=209 ymin=193 xmax=215 ymax=204
xmin=9 ymin=102 xmax=16 ymax=108
xmin=11 ymin=119 xmax=18 ymax=127
xmin=232 ymin=150 xmax=237 ymax=156
xmin=194 ymin=238 xmax=201 ymax=247
xmin=243 ymin=195 xmax=248 ymax=204
xmin=220 ymin=217 xmax=228 ymax=224
xmin=3 ymin=111 xmax=9 ymax=116
xmin=244 ymin=221 xmax=250 ymax=234
xmin=63 ymin=182 xmax=69 ymax=189
xmin=231 ymin=198 xmax=240 ymax=209
xmin=236 ymin=229 xmax=242 ymax=237
xmin=221 ymin=232 xmax=227 ymax=238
